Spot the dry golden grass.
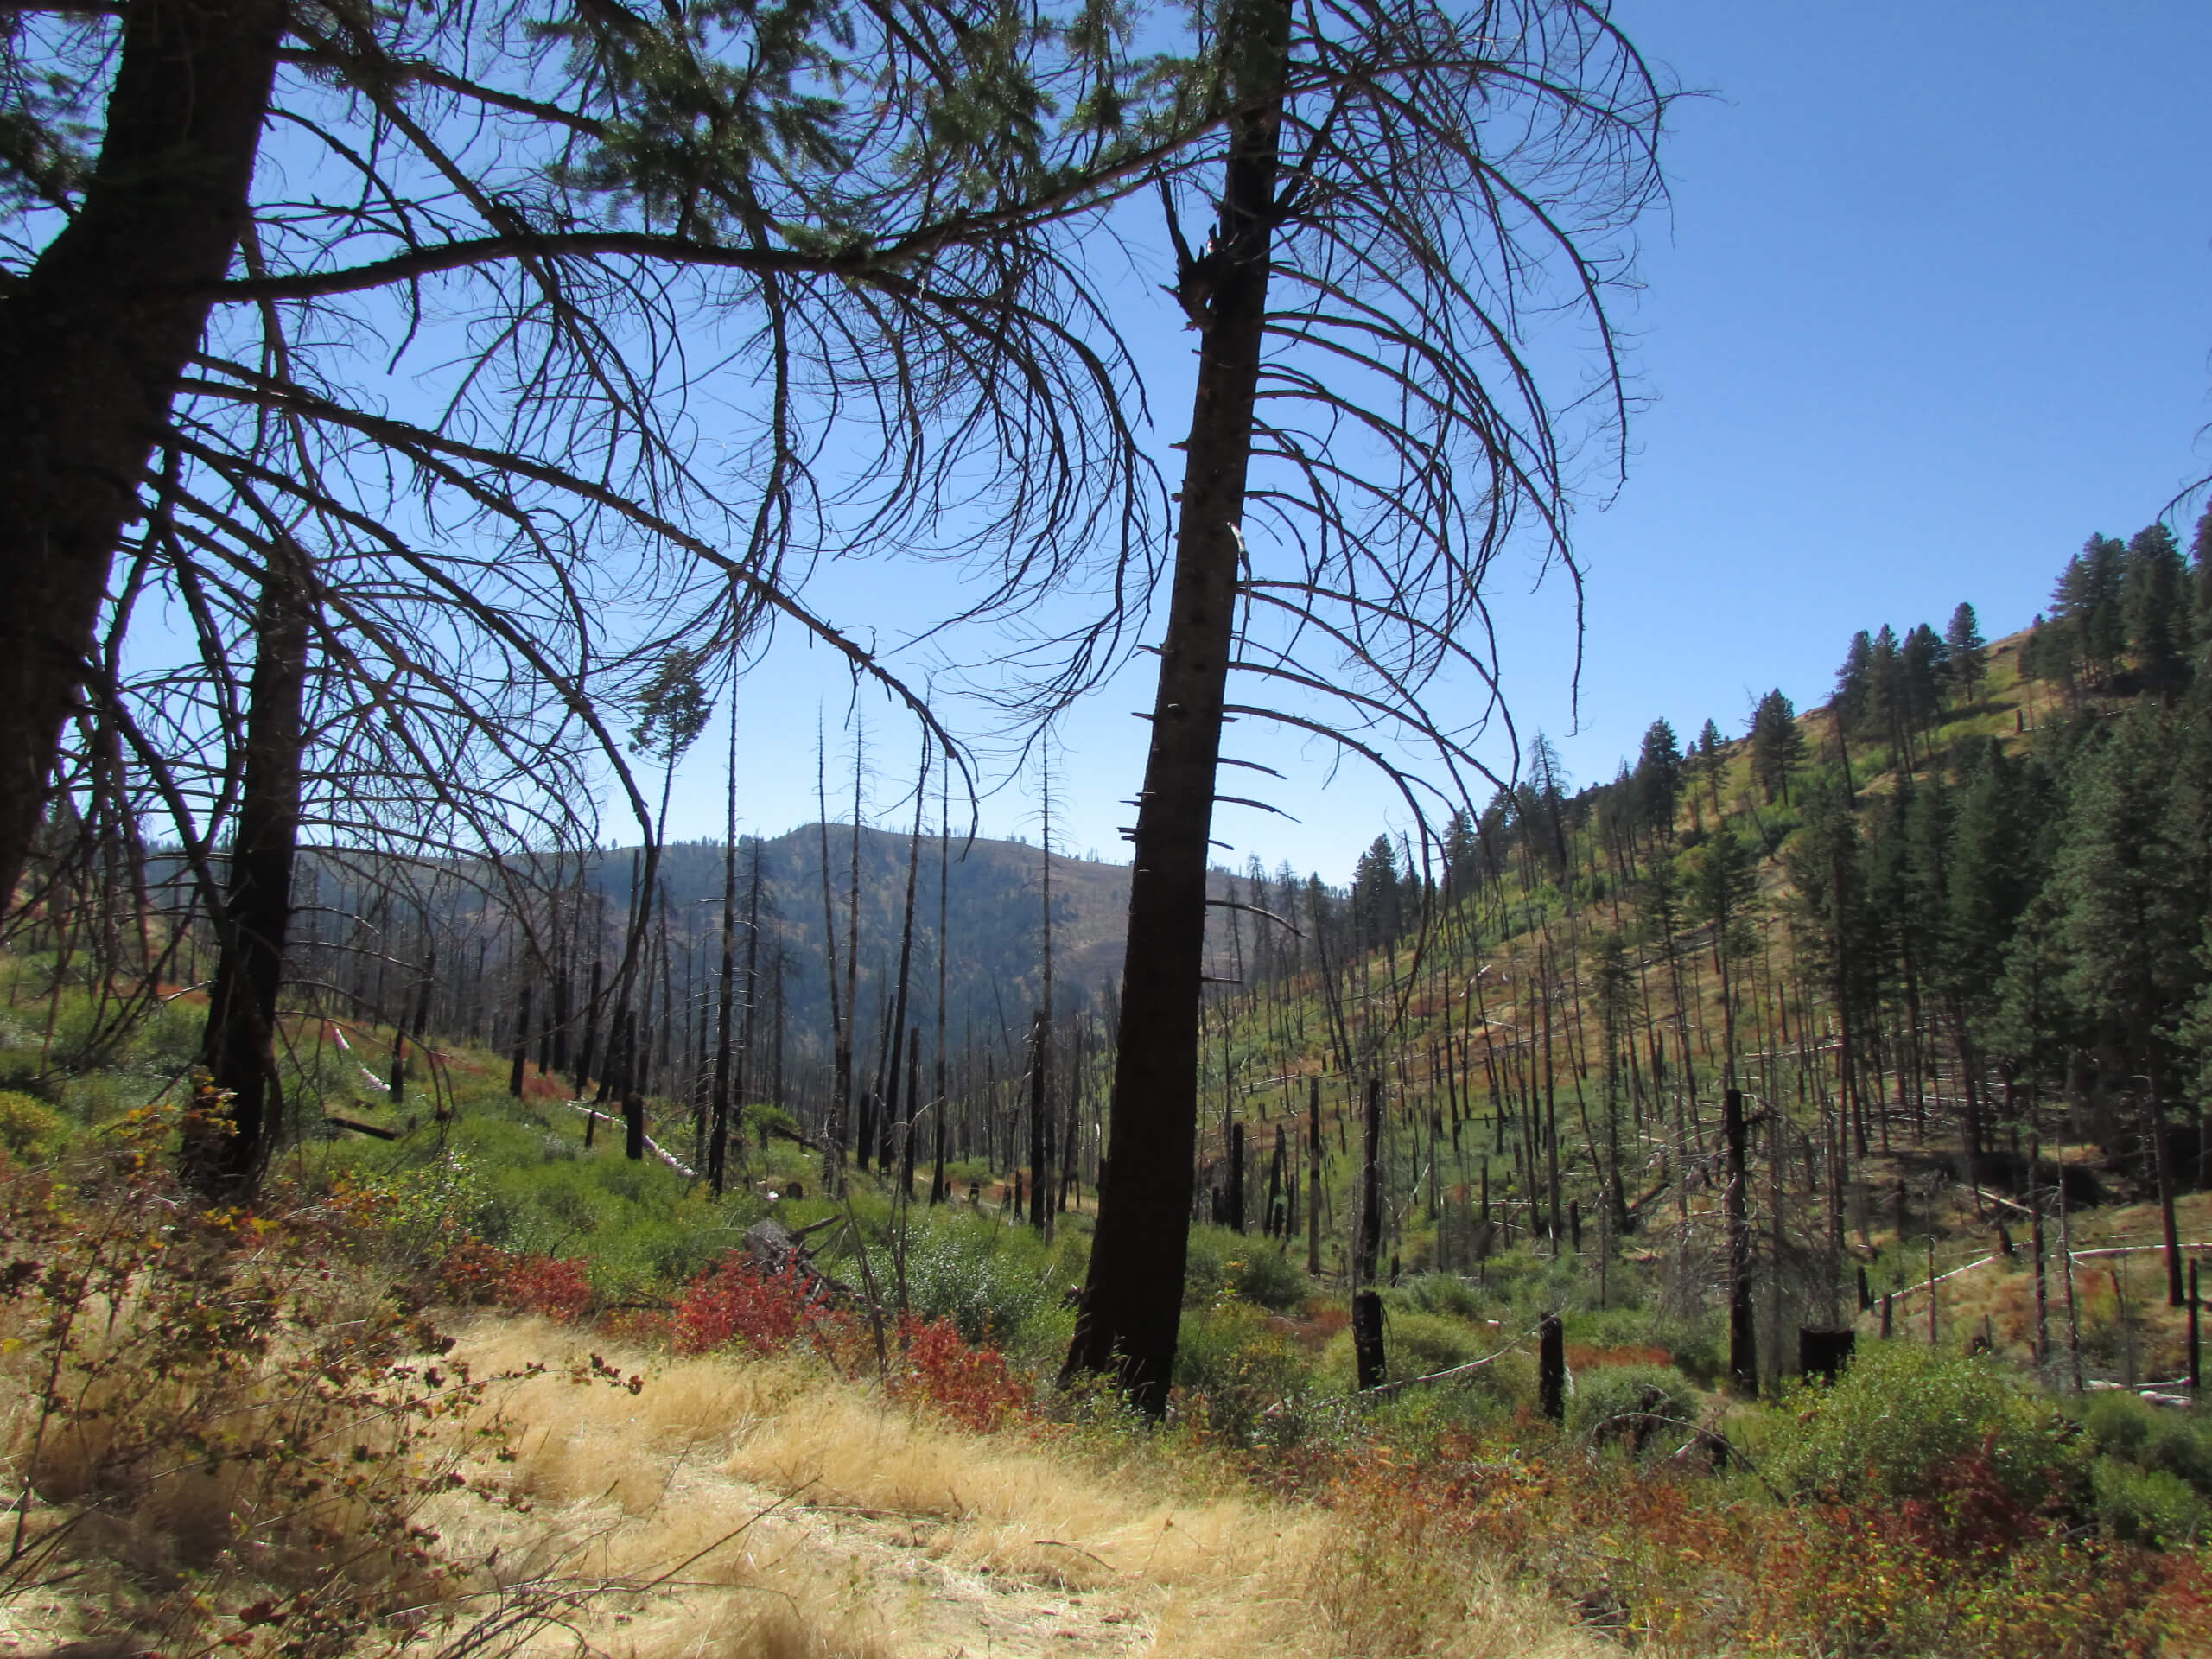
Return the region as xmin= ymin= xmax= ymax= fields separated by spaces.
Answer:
xmin=436 ymin=1315 xmax=1620 ymax=1659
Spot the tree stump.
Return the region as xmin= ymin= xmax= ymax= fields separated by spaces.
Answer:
xmin=1797 ymin=1326 xmax=1856 ymax=1382
xmin=1351 ymin=1289 xmax=1387 ymax=1391
xmin=1539 ymin=1312 xmax=1566 ymax=1422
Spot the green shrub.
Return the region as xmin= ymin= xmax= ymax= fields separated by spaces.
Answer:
xmin=0 ymin=1090 xmax=73 ymax=1160
xmin=1313 ymin=1306 xmax=1493 ymax=1393
xmin=1386 ymin=1309 xmax=1485 ymax=1376
xmin=1564 ymin=1302 xmax=1660 ymax=1351
xmin=1173 ymin=1302 xmax=1309 ymax=1444
xmin=2078 ymin=1389 xmax=2154 ymax=1460
xmin=130 ymin=996 xmax=208 ymax=1074
xmin=2092 ymin=1455 xmax=2209 ymax=1548
xmin=1181 ymin=1224 xmax=1239 ymax=1307
xmin=1762 ymin=1344 xmax=2084 ymax=1511
xmin=1227 ymin=1243 xmax=1308 ymax=1311
xmin=1396 ymin=1272 xmax=1489 ymax=1319
xmin=904 ymin=1214 xmax=1062 ymax=1349
xmin=1653 ymin=1321 xmax=1726 ymax=1390
xmin=1568 ymin=1363 xmax=1699 ymax=1448
xmin=2075 ymin=1391 xmax=2212 ymax=1497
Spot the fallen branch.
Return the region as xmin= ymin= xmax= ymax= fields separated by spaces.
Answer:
xmin=1360 ymin=1329 xmax=1534 ymax=1397
xmin=565 ymin=1103 xmax=696 ymax=1179
xmin=742 ymin=1218 xmax=860 ymax=1309
xmin=1889 ymin=1253 xmax=1997 ymax=1304
xmin=2068 ymin=1240 xmax=2212 ymax=1262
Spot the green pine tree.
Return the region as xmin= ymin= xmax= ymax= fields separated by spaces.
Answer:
xmin=2048 ymin=706 xmax=2202 ymax=1303
xmin=2122 ymin=523 xmax=2190 ymax=698
xmin=1635 ymin=717 xmax=1684 ymax=842
xmin=2190 ymin=506 xmax=2212 ymax=663
xmin=1942 ymin=602 xmax=1986 ymax=703
xmin=1748 ymin=688 xmax=1805 ymax=804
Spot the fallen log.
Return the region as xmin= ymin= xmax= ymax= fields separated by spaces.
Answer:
xmin=743 ymin=1218 xmax=860 ymax=1306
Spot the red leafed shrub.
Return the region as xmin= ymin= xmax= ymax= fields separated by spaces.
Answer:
xmin=499 ymin=1253 xmax=594 ymax=1320
xmin=435 ymin=1236 xmax=514 ymax=1303
xmin=893 ymin=1317 xmax=1031 ymax=1431
xmin=674 ymin=1253 xmax=848 ymax=1356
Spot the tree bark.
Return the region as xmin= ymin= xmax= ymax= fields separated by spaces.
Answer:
xmin=1724 ymin=1086 xmax=1758 ymax=1396
xmin=185 ymin=540 xmax=309 ymax=1198
xmin=1 ymin=0 xmax=289 ymax=915
xmin=1027 ymin=1007 xmax=1052 ymax=1239
xmin=1306 ymin=1075 xmax=1322 ymax=1275
xmin=709 ymin=704 xmax=741 ymax=1191
xmin=1063 ymin=0 xmax=1292 ymax=1414
xmin=1357 ymin=1075 xmax=1383 ymax=1284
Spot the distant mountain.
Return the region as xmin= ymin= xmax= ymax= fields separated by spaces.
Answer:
xmin=587 ymin=826 xmax=1237 ymax=1062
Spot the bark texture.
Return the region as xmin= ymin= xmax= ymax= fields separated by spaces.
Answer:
xmin=185 ymin=543 xmax=308 ymax=1198
xmin=0 ymin=0 xmax=289 ymax=911
xmin=1062 ymin=0 xmax=1292 ymax=1414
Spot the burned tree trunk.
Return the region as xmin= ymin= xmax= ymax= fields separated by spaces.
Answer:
xmin=509 ymin=982 xmax=531 ymax=1099
xmin=1064 ymin=0 xmax=1294 ymax=1412
xmin=1724 ymin=1086 xmax=1758 ymax=1396
xmin=185 ymin=543 xmax=310 ymax=1199
xmin=1357 ymin=1076 xmax=1384 ymax=1286
xmin=1027 ymin=1009 xmax=1052 ymax=1240
xmin=1306 ymin=1076 xmax=1323 ymax=1276
xmin=0 ymin=0 xmax=289 ymax=913
xmin=709 ymin=705 xmax=741 ymax=1192
xmin=1539 ymin=1313 xmax=1566 ymax=1423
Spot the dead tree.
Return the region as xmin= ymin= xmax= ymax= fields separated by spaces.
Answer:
xmin=1065 ymin=0 xmax=1666 ymax=1409
xmin=184 ymin=541 xmax=310 ymax=1197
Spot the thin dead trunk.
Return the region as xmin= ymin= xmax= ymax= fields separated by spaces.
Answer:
xmin=888 ymin=746 xmax=928 ymax=1195
xmin=186 ymin=542 xmax=310 ymax=1198
xmin=709 ymin=687 xmax=741 ymax=1189
xmin=816 ymin=724 xmax=847 ymax=1188
xmin=1063 ymin=0 xmax=1294 ymax=1413
xmin=1725 ymin=1086 xmax=1757 ymax=1396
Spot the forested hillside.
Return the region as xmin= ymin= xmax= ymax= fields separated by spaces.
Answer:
xmin=1173 ymin=506 xmax=2212 ymax=1377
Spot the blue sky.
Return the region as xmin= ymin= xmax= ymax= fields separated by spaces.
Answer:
xmin=663 ymin=0 xmax=2212 ymax=878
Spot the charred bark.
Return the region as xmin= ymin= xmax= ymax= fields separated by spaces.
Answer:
xmin=1724 ymin=1086 xmax=1758 ymax=1396
xmin=185 ymin=542 xmax=309 ymax=1198
xmin=0 ymin=0 xmax=289 ymax=912
xmin=1063 ymin=0 xmax=1292 ymax=1414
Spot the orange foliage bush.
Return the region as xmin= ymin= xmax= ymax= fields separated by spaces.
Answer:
xmin=672 ymin=1252 xmax=853 ymax=1357
xmin=892 ymin=1317 xmax=1031 ymax=1431
xmin=500 ymin=1253 xmax=594 ymax=1320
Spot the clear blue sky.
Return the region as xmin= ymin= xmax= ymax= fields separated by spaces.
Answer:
xmin=664 ymin=0 xmax=2212 ymax=879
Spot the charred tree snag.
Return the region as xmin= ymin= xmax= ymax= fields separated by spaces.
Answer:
xmin=1306 ymin=1075 xmax=1323 ymax=1275
xmin=1058 ymin=1 xmax=1294 ymax=1408
xmin=1725 ymin=1087 xmax=1758 ymax=1396
xmin=1027 ymin=1009 xmax=1053 ymax=1241
xmin=185 ymin=541 xmax=310 ymax=1199
xmin=1352 ymin=1290 xmax=1387 ymax=1391
xmin=510 ymin=983 xmax=531 ymax=1099
xmin=1228 ymin=1121 xmax=1247 ymax=1235
xmin=0 ymin=0 xmax=289 ymax=911
xmin=1539 ymin=1313 xmax=1566 ymax=1423
xmin=709 ymin=677 xmax=741 ymax=1194
xmin=1357 ymin=1076 xmax=1385 ymax=1286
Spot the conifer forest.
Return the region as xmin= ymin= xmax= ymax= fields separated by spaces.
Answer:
xmin=3 ymin=1 xmax=2210 ymax=1655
